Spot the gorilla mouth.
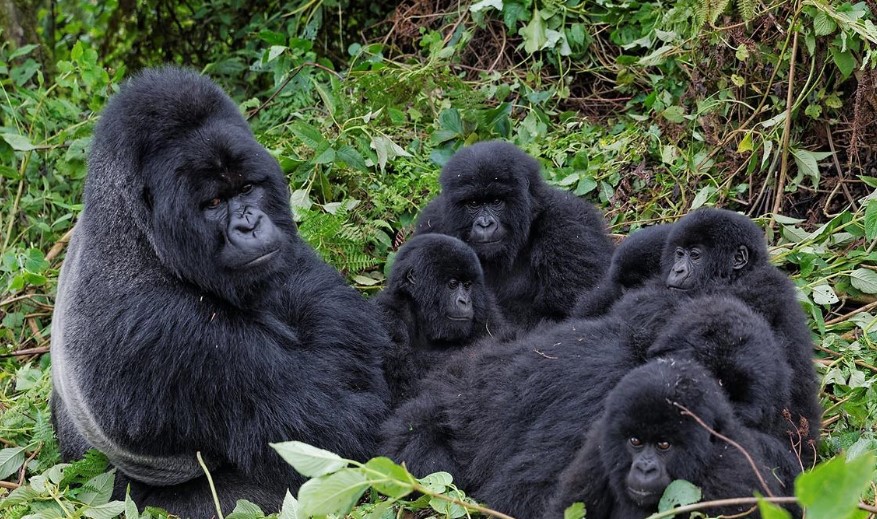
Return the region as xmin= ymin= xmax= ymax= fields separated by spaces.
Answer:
xmin=626 ymin=486 xmax=658 ymax=504
xmin=447 ymin=316 xmax=473 ymax=321
xmin=242 ymin=249 xmax=280 ymax=268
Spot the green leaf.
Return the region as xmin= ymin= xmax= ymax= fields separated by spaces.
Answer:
xmin=1 ymin=132 xmax=37 ymax=151
xmin=353 ymin=274 xmax=381 ymax=286
xmin=791 ymin=148 xmax=832 ymax=188
xmin=758 ymin=496 xmax=792 ymax=519
xmin=658 ymin=479 xmax=702 ymax=512
xmin=865 ymin=200 xmax=877 ymax=241
xmin=564 ymin=502 xmax=586 ymax=519
xmin=363 ymin=457 xmax=415 ymax=499
xmin=429 ymin=489 xmax=468 ymax=518
xmin=125 ymin=493 xmax=140 ymax=519
xmin=521 ymin=8 xmax=548 ymax=53
xmin=297 ymin=468 xmax=369 ymax=516
xmin=470 ymin=0 xmax=502 ymax=12
xmin=438 ymin=108 xmax=464 ymax=134
xmin=226 ymin=499 xmax=265 ymax=519
xmin=812 ymin=284 xmax=839 ymax=305
xmin=0 ymin=447 xmax=25 ymax=480
xmin=79 ymin=471 xmax=115 ymax=506
xmin=335 ymin=145 xmax=368 ymax=172
xmin=830 ymin=46 xmax=856 ymax=79
xmin=83 ymin=501 xmax=127 ymax=519
xmin=271 ymin=441 xmax=348 ymax=478
xmin=814 ymin=11 xmax=837 ymax=36
xmin=418 ymin=471 xmax=453 ymax=493
xmin=737 ymin=132 xmax=754 ymax=153
xmin=662 ymin=106 xmax=686 ymax=123
xmin=796 ymin=453 xmax=876 ymax=519
xmin=266 ymin=45 xmax=287 ymax=62
xmin=277 ymin=491 xmax=301 ymax=519
xmin=850 ymin=268 xmax=877 ymax=294
xmin=289 ymin=121 xmax=328 ymax=150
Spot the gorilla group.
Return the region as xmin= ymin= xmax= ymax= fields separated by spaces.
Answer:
xmin=50 ymin=67 xmax=391 ymax=516
xmin=415 ymin=140 xmax=615 ymax=329
xmin=50 ymin=66 xmax=821 ymax=519
xmin=382 ymin=208 xmax=817 ymax=518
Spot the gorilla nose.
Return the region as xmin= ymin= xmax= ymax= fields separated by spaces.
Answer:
xmin=457 ymin=295 xmax=472 ymax=308
xmin=634 ymin=459 xmax=658 ymax=477
xmin=475 ymin=216 xmax=495 ymax=229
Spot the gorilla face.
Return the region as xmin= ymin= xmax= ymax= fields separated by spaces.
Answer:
xmin=602 ymin=360 xmax=720 ymax=509
xmin=662 ymin=208 xmax=767 ymax=291
xmin=391 ymin=235 xmax=489 ymax=342
xmin=147 ymin=124 xmax=296 ymax=302
xmin=439 ymin=141 xmax=542 ymax=264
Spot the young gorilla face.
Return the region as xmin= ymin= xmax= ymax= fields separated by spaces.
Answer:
xmin=662 ymin=208 xmax=768 ymax=291
xmin=144 ymin=110 xmax=296 ymax=303
xmin=390 ymin=235 xmax=488 ymax=342
xmin=439 ymin=141 xmax=542 ymax=264
xmin=602 ymin=360 xmax=724 ymax=508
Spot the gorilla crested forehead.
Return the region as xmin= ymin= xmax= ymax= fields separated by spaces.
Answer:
xmin=670 ymin=208 xmax=768 ymax=258
xmin=438 ymin=141 xmax=541 ymax=199
xmin=396 ymin=235 xmax=484 ymax=281
xmin=606 ymin=360 xmax=723 ymax=433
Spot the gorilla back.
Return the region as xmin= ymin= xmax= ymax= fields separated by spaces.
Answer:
xmin=50 ymin=67 xmax=390 ymax=516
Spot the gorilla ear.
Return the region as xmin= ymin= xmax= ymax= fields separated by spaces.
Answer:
xmin=732 ymin=245 xmax=749 ymax=270
xmin=405 ymin=269 xmax=417 ymax=286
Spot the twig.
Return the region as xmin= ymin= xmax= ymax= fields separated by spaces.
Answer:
xmin=644 ymin=496 xmax=798 ymax=519
xmin=46 ymin=227 xmax=74 ymax=263
xmin=410 ymin=482 xmax=516 ymax=519
xmin=0 ymin=480 xmax=20 ymax=490
xmin=0 ymin=347 xmax=49 ymax=358
xmin=197 ymin=451 xmax=224 ymax=519
xmin=771 ymin=27 xmax=799 ymax=228
xmin=672 ymin=402 xmax=775 ymax=498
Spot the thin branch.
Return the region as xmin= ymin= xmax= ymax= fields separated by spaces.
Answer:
xmin=672 ymin=402 xmax=775 ymax=498
xmin=197 ymin=451 xmax=224 ymax=519
xmin=771 ymin=26 xmax=799 ymax=227
xmin=0 ymin=347 xmax=49 ymax=358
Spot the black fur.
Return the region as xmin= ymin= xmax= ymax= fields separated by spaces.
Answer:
xmin=373 ymin=234 xmax=510 ymax=404
xmin=415 ymin=141 xmax=614 ymax=329
xmin=50 ymin=67 xmax=390 ymax=517
xmin=549 ymin=359 xmax=799 ymax=519
xmin=574 ymin=224 xmax=672 ymax=317
xmin=659 ymin=208 xmax=821 ymax=464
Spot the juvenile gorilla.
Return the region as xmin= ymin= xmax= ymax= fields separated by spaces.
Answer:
xmin=51 ymin=67 xmax=390 ymax=516
xmin=549 ymin=359 xmax=798 ymax=519
xmin=373 ymin=234 xmax=510 ymax=404
xmin=415 ymin=141 xmax=614 ymax=329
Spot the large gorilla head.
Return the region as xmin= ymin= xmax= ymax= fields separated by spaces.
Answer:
xmin=661 ymin=208 xmax=769 ymax=291
xmin=86 ymin=67 xmax=296 ymax=305
xmin=437 ymin=141 xmax=544 ymax=264
xmin=602 ymin=359 xmax=730 ymax=509
xmin=387 ymin=234 xmax=494 ymax=342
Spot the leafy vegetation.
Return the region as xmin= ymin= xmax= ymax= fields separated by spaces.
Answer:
xmin=2 ymin=0 xmax=877 ymax=516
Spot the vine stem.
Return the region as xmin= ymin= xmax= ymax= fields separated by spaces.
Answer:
xmin=409 ymin=483 xmax=516 ymax=519
xmin=197 ymin=451 xmax=224 ymax=519
xmin=771 ymin=21 xmax=800 ymax=228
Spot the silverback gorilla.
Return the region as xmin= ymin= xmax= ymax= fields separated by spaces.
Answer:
xmin=50 ymin=67 xmax=390 ymax=516
xmin=415 ymin=141 xmax=614 ymax=329
xmin=549 ymin=359 xmax=799 ymax=518
xmin=373 ymin=234 xmax=510 ymax=405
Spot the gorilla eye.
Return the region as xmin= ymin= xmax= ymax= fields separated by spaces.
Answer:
xmin=467 ymin=200 xmax=480 ymax=209
xmin=689 ymin=249 xmax=702 ymax=261
xmin=448 ymin=279 xmax=460 ymax=289
xmin=657 ymin=441 xmax=671 ymax=451
xmin=205 ymin=197 xmax=223 ymax=209
xmin=629 ymin=437 xmax=642 ymax=447
xmin=675 ymin=247 xmax=684 ymax=258
xmin=490 ymin=199 xmax=503 ymax=206
xmin=462 ymin=281 xmax=472 ymax=290
xmin=241 ymin=184 xmax=254 ymax=194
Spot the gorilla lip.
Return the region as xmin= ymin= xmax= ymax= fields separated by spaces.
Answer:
xmin=626 ymin=486 xmax=657 ymax=502
xmin=242 ymin=248 xmax=280 ymax=268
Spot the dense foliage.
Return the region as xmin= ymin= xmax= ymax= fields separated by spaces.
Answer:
xmin=2 ymin=0 xmax=877 ymax=516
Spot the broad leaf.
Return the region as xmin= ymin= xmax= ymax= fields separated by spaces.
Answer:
xmin=850 ymin=269 xmax=877 ymax=294
xmin=0 ymin=447 xmax=25 ymax=480
xmin=658 ymin=479 xmax=702 ymax=512
xmin=796 ymin=453 xmax=876 ymax=519
xmin=271 ymin=441 xmax=348 ymax=478
xmin=363 ymin=457 xmax=415 ymax=499
xmin=298 ymin=468 xmax=369 ymax=516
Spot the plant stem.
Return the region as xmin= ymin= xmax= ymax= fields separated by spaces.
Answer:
xmin=771 ymin=23 xmax=799 ymax=227
xmin=197 ymin=451 xmax=224 ymax=519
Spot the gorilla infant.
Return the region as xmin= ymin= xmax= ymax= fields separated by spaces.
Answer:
xmin=50 ymin=67 xmax=390 ymax=516
xmin=415 ymin=141 xmax=614 ymax=329
xmin=548 ymin=359 xmax=799 ymax=519
xmin=373 ymin=234 xmax=510 ymax=404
